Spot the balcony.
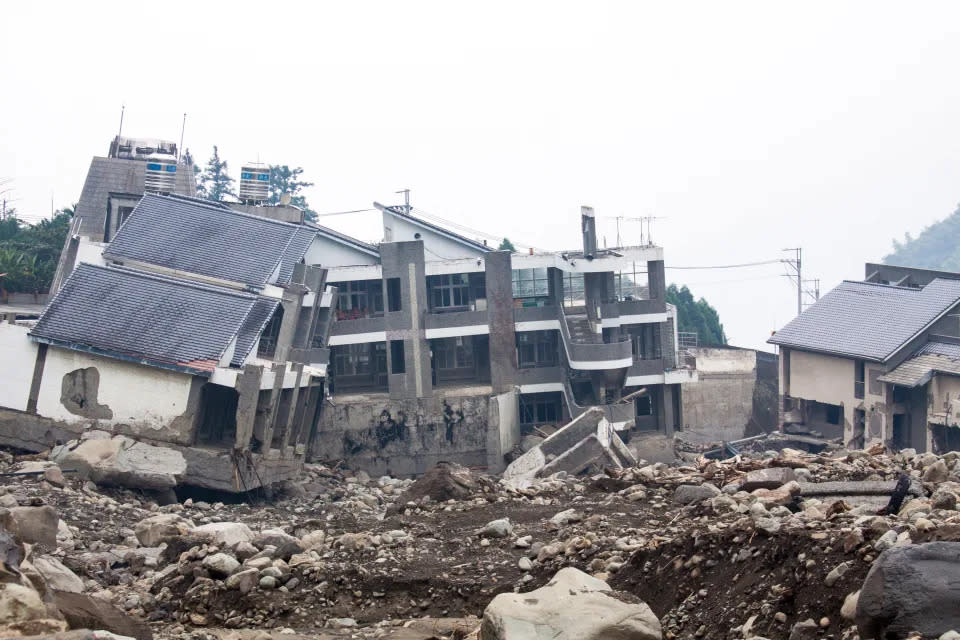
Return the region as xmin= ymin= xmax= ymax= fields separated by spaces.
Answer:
xmin=601 ymin=298 xmax=667 ymax=319
xmin=558 ymin=306 xmax=633 ymax=369
xmin=424 ymin=309 xmax=489 ymax=337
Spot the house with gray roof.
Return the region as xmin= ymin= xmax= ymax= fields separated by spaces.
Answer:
xmin=769 ymin=263 xmax=960 ymax=453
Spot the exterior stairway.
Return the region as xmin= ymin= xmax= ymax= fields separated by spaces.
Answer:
xmin=564 ymin=314 xmax=602 ymax=343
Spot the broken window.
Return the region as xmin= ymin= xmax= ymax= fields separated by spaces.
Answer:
xmin=196 ymin=384 xmax=238 ymax=446
xmin=390 ymin=340 xmax=406 ymax=374
xmin=516 ymin=330 xmax=558 ymax=368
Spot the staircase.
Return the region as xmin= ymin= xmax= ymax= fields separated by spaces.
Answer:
xmin=564 ymin=314 xmax=602 ymax=343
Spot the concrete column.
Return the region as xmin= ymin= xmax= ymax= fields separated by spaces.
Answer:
xmin=234 ymin=364 xmax=263 ymax=450
xmin=260 ymin=362 xmax=287 ymax=451
xmin=662 ymin=384 xmax=676 ymax=437
xmin=581 ymin=206 xmax=597 ymax=255
xmin=381 ymin=241 xmax=431 ymax=399
xmin=647 ymin=260 xmax=665 ymax=301
xmin=486 ymin=251 xmax=516 ymax=393
xmin=275 ymin=286 xmax=306 ymax=363
xmin=281 ymin=363 xmax=305 ymax=452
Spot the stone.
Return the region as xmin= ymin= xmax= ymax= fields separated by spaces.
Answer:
xmin=932 ymin=489 xmax=958 ymax=511
xmin=899 ymin=497 xmax=932 ymax=518
xmin=842 ymin=528 xmax=864 ymax=553
xmin=51 ymin=435 xmax=186 ymax=490
xmin=481 ymin=567 xmax=661 ymax=640
xmin=874 ymin=529 xmax=898 ymax=552
xmin=134 ymin=514 xmax=193 ymax=547
xmin=924 ymin=460 xmax=950 ymax=483
xmin=53 ymin=590 xmax=152 ymax=640
xmin=479 ymin=518 xmax=513 ymax=538
xmin=259 ymin=575 xmax=278 ymax=589
xmin=751 ymin=488 xmax=794 ymax=507
xmin=841 ymin=590 xmax=859 ymax=620
xmin=31 ymin=554 xmax=84 ymax=593
xmin=192 ymin=522 xmax=254 ymax=547
xmin=673 ymin=483 xmax=720 ymax=505
xmin=518 ymin=557 xmax=533 ymax=571
xmin=741 ymin=467 xmax=797 ymax=491
xmin=549 ymin=509 xmax=583 ymax=526
xmin=225 ymin=568 xmax=259 ymax=594
xmin=326 ymin=618 xmax=358 ymax=628
xmin=825 ymin=561 xmax=851 ymax=587
xmin=856 ymin=541 xmax=960 ymax=639
xmin=253 ymin=529 xmax=303 ymax=559
xmin=394 ymin=461 xmax=479 ymax=505
xmin=202 ymin=552 xmax=240 ymax=578
xmin=42 ymin=466 xmax=67 ymax=488
xmin=0 ymin=582 xmax=55 ymax=626
xmin=788 ymin=618 xmax=819 ymax=640
xmin=300 ymin=530 xmax=326 ymax=551
xmin=0 ymin=506 xmax=58 ymax=548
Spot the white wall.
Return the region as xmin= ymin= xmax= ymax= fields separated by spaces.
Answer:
xmin=36 ymin=348 xmax=194 ymax=433
xmin=382 ymin=211 xmax=486 ymax=260
xmin=693 ymin=347 xmax=756 ymax=375
xmin=303 ymin=235 xmax=379 ymax=269
xmin=0 ymin=325 xmax=38 ymax=411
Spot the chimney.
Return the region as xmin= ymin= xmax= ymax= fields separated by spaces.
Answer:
xmin=581 ymin=206 xmax=596 ymax=255
xmin=280 ymin=193 xmax=292 ymax=206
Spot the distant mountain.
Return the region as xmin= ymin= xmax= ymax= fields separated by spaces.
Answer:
xmin=884 ymin=203 xmax=960 ymax=270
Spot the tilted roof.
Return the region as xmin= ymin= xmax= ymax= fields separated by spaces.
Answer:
xmin=103 ymin=194 xmax=317 ymax=287
xmin=230 ymin=297 xmax=280 ymax=368
xmin=376 ymin=203 xmax=492 ymax=253
xmin=878 ymin=341 xmax=960 ymax=387
xmin=768 ymin=279 xmax=960 ymax=362
xmin=30 ymin=263 xmax=276 ymax=375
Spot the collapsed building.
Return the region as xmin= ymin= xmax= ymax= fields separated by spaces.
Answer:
xmin=0 ymin=137 xmax=697 ymax=490
xmin=770 ymin=262 xmax=960 ymax=453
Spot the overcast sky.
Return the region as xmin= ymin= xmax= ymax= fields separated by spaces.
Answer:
xmin=4 ymin=1 xmax=960 ymax=349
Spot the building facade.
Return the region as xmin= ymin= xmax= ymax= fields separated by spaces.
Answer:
xmin=769 ymin=263 xmax=960 ymax=453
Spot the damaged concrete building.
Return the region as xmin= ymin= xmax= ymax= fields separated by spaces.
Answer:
xmin=0 ymin=138 xmax=696 ymax=488
xmin=769 ymin=262 xmax=960 ymax=453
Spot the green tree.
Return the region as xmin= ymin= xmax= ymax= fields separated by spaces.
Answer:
xmin=884 ymin=202 xmax=960 ymax=271
xmin=0 ymin=205 xmax=73 ymax=298
xmin=197 ymin=146 xmax=235 ymax=202
xmin=666 ymin=283 xmax=728 ymax=346
xmin=498 ymin=237 xmax=517 ymax=251
xmin=268 ymin=165 xmax=316 ymax=222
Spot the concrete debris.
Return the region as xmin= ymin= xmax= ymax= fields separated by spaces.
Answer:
xmin=51 ymin=432 xmax=187 ymax=490
xmin=0 ymin=436 xmax=955 ymax=638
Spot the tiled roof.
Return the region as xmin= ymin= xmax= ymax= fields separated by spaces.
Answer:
xmin=74 ymin=157 xmax=196 ymax=238
xmin=103 ymin=194 xmax=317 ymax=287
xmin=230 ymin=297 xmax=280 ymax=368
xmin=310 ymin=222 xmax=380 ymax=257
xmin=30 ymin=264 xmax=273 ymax=374
xmin=768 ymin=279 xmax=960 ymax=361
xmin=878 ymin=340 xmax=960 ymax=387
xmin=377 ymin=203 xmax=491 ymax=252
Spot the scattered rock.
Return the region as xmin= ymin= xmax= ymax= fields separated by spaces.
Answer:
xmin=673 ymin=483 xmax=720 ymax=505
xmin=479 ymin=518 xmax=513 ymax=538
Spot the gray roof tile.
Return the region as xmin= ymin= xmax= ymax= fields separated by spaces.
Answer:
xmin=768 ymin=279 xmax=960 ymax=361
xmin=230 ymin=297 xmax=280 ymax=367
xmin=103 ymin=194 xmax=317 ymax=287
xmin=31 ymin=264 xmax=275 ymax=374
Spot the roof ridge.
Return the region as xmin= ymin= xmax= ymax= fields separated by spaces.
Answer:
xmin=146 ymin=193 xmax=312 ymax=230
xmin=84 ymin=262 xmax=263 ymax=300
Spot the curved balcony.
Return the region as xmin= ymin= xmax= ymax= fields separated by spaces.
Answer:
xmin=557 ymin=305 xmax=633 ymax=370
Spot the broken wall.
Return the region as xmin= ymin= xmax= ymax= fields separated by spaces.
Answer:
xmin=680 ymin=347 xmax=756 ymax=443
xmin=486 ymin=389 xmax=519 ymax=474
xmin=35 ymin=347 xmax=198 ymax=444
xmin=311 ymin=388 xmax=495 ymax=476
xmin=0 ymin=324 xmax=38 ymax=412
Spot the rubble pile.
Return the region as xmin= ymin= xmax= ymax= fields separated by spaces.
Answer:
xmin=0 ymin=444 xmax=956 ymax=638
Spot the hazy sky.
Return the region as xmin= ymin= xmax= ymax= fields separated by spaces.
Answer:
xmin=4 ymin=1 xmax=960 ymax=349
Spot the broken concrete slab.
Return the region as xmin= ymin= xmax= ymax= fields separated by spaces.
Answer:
xmin=51 ymin=433 xmax=186 ymax=490
xmin=797 ymin=480 xmax=923 ymax=498
xmin=740 ymin=467 xmax=796 ymax=491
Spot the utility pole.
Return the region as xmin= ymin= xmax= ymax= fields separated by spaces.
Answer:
xmin=782 ymin=248 xmax=802 ymax=316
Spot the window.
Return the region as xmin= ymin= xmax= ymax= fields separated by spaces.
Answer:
xmin=629 ymin=325 xmax=661 ymax=360
xmin=390 ymin=340 xmax=405 ymax=374
xmin=637 ymin=396 xmax=653 ymax=416
xmin=855 ymin=360 xmax=865 ymax=399
xmin=386 ymin=278 xmax=402 ymax=312
xmin=333 ymin=343 xmax=371 ymax=376
xmin=512 ymin=268 xmax=549 ymax=298
xmin=825 ymin=404 xmax=841 ymax=425
xmin=118 ymin=206 xmax=134 ymax=227
xmin=516 ymin=331 xmax=558 ymax=368
xmin=429 ymin=274 xmax=470 ymax=310
xmin=334 ymin=280 xmax=384 ymax=320
xmin=519 ymin=393 xmax=562 ymax=425
xmin=257 ymin=307 xmax=284 ymax=359
xmin=564 ymin=273 xmax=585 ymax=306
xmin=433 ymin=337 xmax=474 ymax=370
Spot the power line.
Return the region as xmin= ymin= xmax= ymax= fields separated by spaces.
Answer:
xmin=666 ymin=259 xmax=784 ymax=270
xmin=313 ymin=208 xmax=376 ymax=217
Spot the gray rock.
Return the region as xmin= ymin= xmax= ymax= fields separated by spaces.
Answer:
xmin=201 ymin=552 xmax=240 ymax=578
xmin=932 ymin=489 xmax=958 ymax=511
xmin=741 ymin=468 xmax=797 ymax=492
xmin=874 ymin=529 xmax=898 ymax=552
xmin=549 ymin=509 xmax=583 ymax=526
xmin=673 ymin=483 xmax=720 ymax=505
xmin=225 ymin=568 xmax=259 ymax=594
xmin=824 ymin=561 xmax=851 ymax=587
xmin=192 ymin=522 xmax=254 ymax=547
xmin=923 ymin=460 xmax=950 ymax=484
xmin=31 ymin=554 xmax=84 ymax=593
xmin=0 ymin=506 xmax=58 ymax=548
xmin=856 ymin=541 xmax=960 ymax=639
xmin=479 ymin=518 xmax=513 ymax=538
xmin=52 ymin=435 xmax=186 ymax=490
xmin=259 ymin=575 xmax=278 ymax=589
xmin=788 ymin=618 xmax=819 ymax=640
xmin=481 ymin=566 xmax=661 ymax=640
xmin=134 ymin=514 xmax=193 ymax=547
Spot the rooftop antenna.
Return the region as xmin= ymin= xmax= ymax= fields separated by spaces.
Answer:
xmin=396 ymin=188 xmax=411 ymax=214
xmin=178 ymin=112 xmax=187 ymax=161
xmin=117 ymin=104 xmax=125 ymax=138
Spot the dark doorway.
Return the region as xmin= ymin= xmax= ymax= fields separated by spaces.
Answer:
xmin=196 ymin=384 xmax=239 ymax=446
xmin=892 ymin=414 xmax=910 ymax=450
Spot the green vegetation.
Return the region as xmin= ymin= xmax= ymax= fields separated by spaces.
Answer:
xmin=196 ymin=146 xmax=235 ymax=202
xmin=498 ymin=237 xmax=517 ymax=251
xmin=268 ymin=165 xmax=317 ymax=223
xmin=666 ymin=283 xmax=727 ymax=346
xmin=0 ymin=206 xmax=73 ymax=297
xmin=884 ymin=203 xmax=960 ymax=270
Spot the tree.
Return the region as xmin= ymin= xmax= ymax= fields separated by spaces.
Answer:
xmin=884 ymin=202 xmax=960 ymax=271
xmin=498 ymin=237 xmax=517 ymax=251
xmin=0 ymin=205 xmax=73 ymax=298
xmin=197 ymin=146 xmax=235 ymax=202
xmin=666 ymin=283 xmax=728 ymax=346
xmin=268 ymin=165 xmax=316 ymax=222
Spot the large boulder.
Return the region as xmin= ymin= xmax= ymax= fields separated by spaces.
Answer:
xmin=134 ymin=514 xmax=194 ymax=547
xmin=192 ymin=522 xmax=254 ymax=547
xmin=51 ymin=434 xmax=186 ymax=490
xmin=0 ymin=582 xmax=67 ymax=637
xmin=856 ymin=542 xmax=960 ymax=639
xmin=481 ymin=567 xmax=661 ymax=640
xmin=0 ymin=506 xmax=59 ymax=549
xmin=30 ymin=555 xmax=84 ymax=593
xmin=53 ymin=591 xmax=152 ymax=640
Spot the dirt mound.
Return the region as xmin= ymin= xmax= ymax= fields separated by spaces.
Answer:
xmin=392 ymin=462 xmax=488 ymax=506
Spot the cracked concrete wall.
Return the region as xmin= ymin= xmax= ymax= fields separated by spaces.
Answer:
xmin=34 ymin=347 xmax=197 ymax=444
xmin=311 ymin=389 xmax=494 ymax=476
